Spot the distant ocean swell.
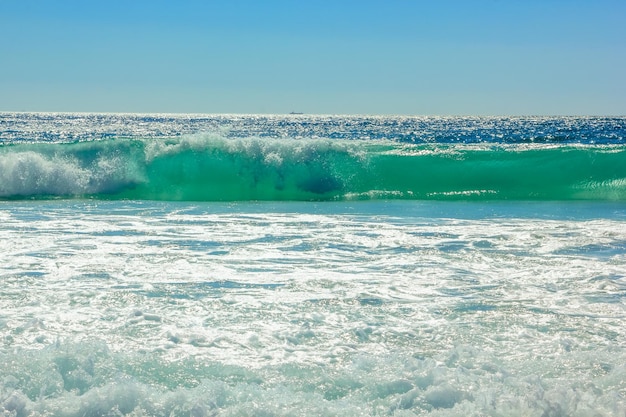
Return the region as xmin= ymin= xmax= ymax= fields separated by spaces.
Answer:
xmin=1 ymin=134 xmax=625 ymax=201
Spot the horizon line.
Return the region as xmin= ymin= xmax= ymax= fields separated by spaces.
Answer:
xmin=1 ymin=110 xmax=625 ymax=118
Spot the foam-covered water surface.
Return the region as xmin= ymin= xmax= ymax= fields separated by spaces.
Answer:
xmin=1 ymin=200 xmax=625 ymax=416
xmin=2 ymin=113 xmax=625 ymax=415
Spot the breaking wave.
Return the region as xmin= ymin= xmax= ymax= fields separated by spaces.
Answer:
xmin=1 ymin=134 xmax=625 ymax=201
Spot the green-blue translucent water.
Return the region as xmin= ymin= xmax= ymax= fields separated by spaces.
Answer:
xmin=2 ymin=136 xmax=625 ymax=201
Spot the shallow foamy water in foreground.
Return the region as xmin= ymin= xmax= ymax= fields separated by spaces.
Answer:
xmin=1 ymin=200 xmax=625 ymax=416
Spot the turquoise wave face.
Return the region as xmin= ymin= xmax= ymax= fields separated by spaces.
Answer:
xmin=1 ymin=135 xmax=625 ymax=201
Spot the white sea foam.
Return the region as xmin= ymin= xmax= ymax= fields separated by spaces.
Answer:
xmin=0 ymin=152 xmax=90 ymax=196
xmin=0 ymin=149 xmax=143 ymax=198
xmin=1 ymin=200 xmax=625 ymax=415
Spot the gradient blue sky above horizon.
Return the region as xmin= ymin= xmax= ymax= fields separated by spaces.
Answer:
xmin=1 ymin=0 xmax=624 ymax=115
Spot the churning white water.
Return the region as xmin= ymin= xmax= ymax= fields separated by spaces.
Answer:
xmin=1 ymin=200 xmax=625 ymax=416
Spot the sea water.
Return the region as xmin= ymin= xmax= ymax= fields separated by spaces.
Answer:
xmin=1 ymin=113 xmax=625 ymax=416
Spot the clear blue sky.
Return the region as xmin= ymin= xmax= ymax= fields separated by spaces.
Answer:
xmin=1 ymin=0 xmax=624 ymax=115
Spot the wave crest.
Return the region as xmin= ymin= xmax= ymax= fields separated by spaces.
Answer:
xmin=1 ymin=136 xmax=625 ymax=201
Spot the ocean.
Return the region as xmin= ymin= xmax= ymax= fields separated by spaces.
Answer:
xmin=1 ymin=113 xmax=625 ymax=416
